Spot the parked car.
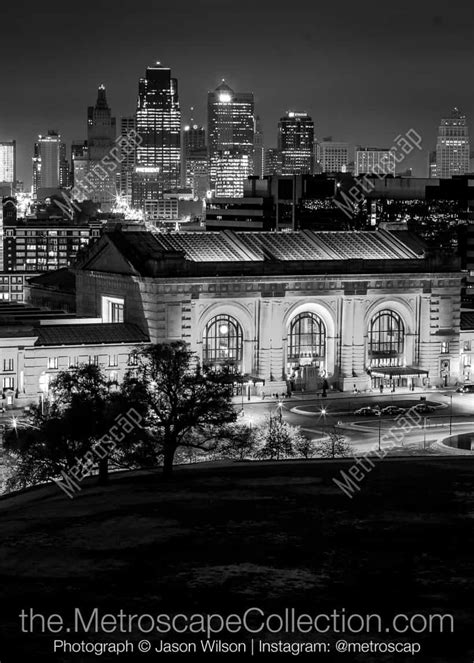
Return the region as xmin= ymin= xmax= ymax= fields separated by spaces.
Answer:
xmin=456 ymin=384 xmax=474 ymax=394
xmin=380 ymin=405 xmax=405 ymax=416
xmin=354 ymin=406 xmax=380 ymax=416
xmin=412 ymin=403 xmax=436 ymax=413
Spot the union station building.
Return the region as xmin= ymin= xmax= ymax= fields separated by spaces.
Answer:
xmin=30 ymin=226 xmax=461 ymax=395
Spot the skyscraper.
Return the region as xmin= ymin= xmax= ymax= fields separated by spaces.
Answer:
xmin=0 ymin=141 xmax=16 ymax=185
xmin=278 ymin=112 xmax=314 ymax=176
xmin=119 ymin=116 xmax=136 ymax=204
xmin=182 ymin=110 xmax=206 ymax=191
xmin=32 ymin=131 xmax=63 ymax=195
xmin=133 ymin=62 xmax=181 ymax=209
xmin=82 ymin=85 xmax=117 ymax=209
xmin=207 ymin=81 xmax=254 ymax=196
xmin=264 ymin=147 xmax=282 ymax=176
xmin=253 ymin=116 xmax=264 ymax=179
xmin=435 ymin=108 xmax=470 ymax=178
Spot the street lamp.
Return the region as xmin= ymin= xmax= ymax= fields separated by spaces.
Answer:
xmin=277 ymin=401 xmax=283 ymax=422
xmin=376 ymin=410 xmax=382 ymax=451
xmin=449 ymin=393 xmax=453 ymax=435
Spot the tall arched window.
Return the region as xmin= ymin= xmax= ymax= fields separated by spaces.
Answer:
xmin=203 ymin=314 xmax=243 ymax=370
xmin=369 ymin=310 xmax=405 ymax=366
xmin=288 ymin=312 xmax=326 ymax=364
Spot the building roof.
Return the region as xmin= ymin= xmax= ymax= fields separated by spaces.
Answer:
xmin=107 ymin=228 xmax=422 ymax=266
xmin=27 ymin=268 xmax=76 ymax=292
xmin=35 ymin=323 xmax=149 ymax=347
xmin=461 ymin=312 xmax=474 ymax=331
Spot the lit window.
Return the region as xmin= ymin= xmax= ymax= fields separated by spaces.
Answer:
xmin=441 ymin=342 xmax=450 ymax=354
xmin=203 ymin=314 xmax=243 ymax=370
xmin=47 ymin=357 xmax=58 ymax=370
xmin=2 ymin=377 xmax=14 ymax=390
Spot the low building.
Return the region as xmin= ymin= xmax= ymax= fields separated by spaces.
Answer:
xmin=0 ymin=302 xmax=149 ymax=408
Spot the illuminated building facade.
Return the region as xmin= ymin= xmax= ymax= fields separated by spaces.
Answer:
xmin=0 ymin=141 xmax=16 ymax=184
xmin=253 ymin=116 xmax=264 ymax=178
xmin=133 ymin=63 xmax=181 ymax=208
xmin=319 ymin=140 xmax=349 ymax=173
xmin=119 ymin=116 xmax=136 ymax=204
xmin=182 ymin=120 xmax=206 ymax=192
xmin=33 ymin=131 xmax=63 ymax=195
xmin=73 ymin=228 xmax=462 ymax=393
xmin=435 ymin=108 xmax=470 ymax=178
xmin=355 ymin=147 xmax=396 ymax=176
xmin=207 ymin=82 xmax=254 ymax=195
xmin=214 ymin=150 xmax=251 ymax=197
xmin=278 ymin=112 xmax=314 ymax=176
xmin=264 ymin=148 xmax=282 ymax=176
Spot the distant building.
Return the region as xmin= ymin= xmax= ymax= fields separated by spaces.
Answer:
xmin=133 ymin=63 xmax=181 ymax=208
xmin=253 ymin=116 xmax=264 ymax=179
xmin=264 ymin=147 xmax=281 ymax=176
xmin=318 ymin=140 xmax=349 ymax=173
xmin=278 ymin=112 xmax=314 ymax=176
xmin=208 ymin=81 xmax=254 ymax=195
xmin=355 ymin=147 xmax=396 ymax=176
xmin=435 ymin=108 xmax=470 ymax=178
xmin=71 ymin=140 xmax=88 ymax=187
xmin=428 ymin=150 xmax=437 ymax=178
xmin=33 ymin=131 xmax=64 ymax=195
xmin=182 ymin=117 xmax=206 ymax=193
xmin=0 ymin=141 xmax=16 ymax=185
xmin=119 ymin=116 xmax=136 ymax=205
xmin=213 ymin=149 xmax=251 ymax=198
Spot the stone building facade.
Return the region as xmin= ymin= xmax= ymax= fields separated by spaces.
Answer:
xmin=67 ymin=228 xmax=462 ymax=393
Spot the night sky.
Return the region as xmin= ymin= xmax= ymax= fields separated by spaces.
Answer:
xmin=2 ymin=0 xmax=474 ymax=185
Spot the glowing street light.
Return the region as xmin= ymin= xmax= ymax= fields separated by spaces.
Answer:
xmin=277 ymin=401 xmax=284 ymax=422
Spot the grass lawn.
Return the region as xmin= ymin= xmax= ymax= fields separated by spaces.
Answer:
xmin=1 ymin=458 xmax=474 ymax=661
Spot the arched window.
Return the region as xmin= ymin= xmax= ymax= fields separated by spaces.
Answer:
xmin=288 ymin=312 xmax=326 ymax=363
xmin=203 ymin=314 xmax=243 ymax=369
xmin=369 ymin=310 xmax=405 ymax=365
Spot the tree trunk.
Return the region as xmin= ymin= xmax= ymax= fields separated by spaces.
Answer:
xmin=163 ymin=444 xmax=176 ymax=477
xmin=98 ymin=457 xmax=109 ymax=485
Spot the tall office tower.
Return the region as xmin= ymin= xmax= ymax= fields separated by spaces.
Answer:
xmin=133 ymin=62 xmax=181 ymax=210
xmin=71 ymin=140 xmax=88 ymax=187
xmin=84 ymin=85 xmax=117 ymax=209
xmin=253 ymin=116 xmax=264 ymax=178
xmin=355 ymin=147 xmax=396 ymax=176
xmin=264 ymin=147 xmax=282 ymax=176
xmin=278 ymin=111 xmax=314 ymax=176
xmin=428 ymin=150 xmax=437 ymax=179
xmin=0 ymin=141 xmax=16 ymax=185
xmin=207 ymin=81 xmax=254 ymax=196
xmin=59 ymin=142 xmax=69 ymax=188
xmin=32 ymin=131 xmax=62 ymax=195
xmin=119 ymin=116 xmax=136 ymax=204
xmin=182 ymin=111 xmax=206 ymax=189
xmin=214 ymin=149 xmax=251 ymax=197
xmin=435 ymin=108 xmax=470 ymax=178
xmin=319 ymin=140 xmax=349 ymax=173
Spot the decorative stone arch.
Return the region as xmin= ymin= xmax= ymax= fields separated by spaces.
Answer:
xmin=282 ymin=300 xmax=337 ymax=380
xmin=364 ymin=298 xmax=416 ymax=368
xmin=197 ymin=301 xmax=254 ymax=374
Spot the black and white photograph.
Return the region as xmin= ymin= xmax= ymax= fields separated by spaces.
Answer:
xmin=0 ymin=1 xmax=473 ymax=660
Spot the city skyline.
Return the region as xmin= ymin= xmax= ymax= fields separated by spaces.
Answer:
xmin=2 ymin=0 xmax=474 ymax=185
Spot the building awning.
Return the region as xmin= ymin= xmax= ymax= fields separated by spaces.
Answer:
xmin=370 ymin=366 xmax=429 ymax=378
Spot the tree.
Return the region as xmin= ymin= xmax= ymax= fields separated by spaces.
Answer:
xmin=121 ymin=342 xmax=237 ymax=476
xmin=216 ymin=423 xmax=258 ymax=461
xmin=4 ymin=364 xmax=117 ymax=490
xmin=311 ymin=429 xmax=352 ymax=459
xmin=294 ymin=437 xmax=320 ymax=460
xmin=254 ymin=417 xmax=304 ymax=461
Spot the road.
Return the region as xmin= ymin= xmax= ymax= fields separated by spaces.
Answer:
xmin=238 ymin=390 xmax=474 ymax=453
